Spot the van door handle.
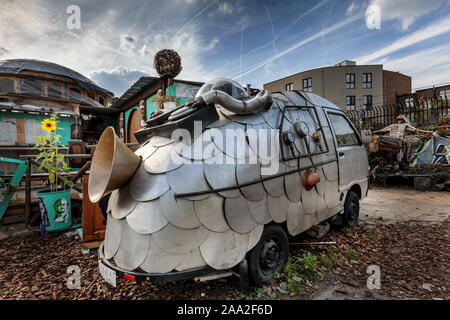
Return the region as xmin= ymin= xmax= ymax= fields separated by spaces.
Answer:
xmin=339 ymin=152 xmax=345 ymax=157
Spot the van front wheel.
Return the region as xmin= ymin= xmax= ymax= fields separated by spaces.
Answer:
xmin=248 ymin=224 xmax=289 ymax=287
xmin=343 ymin=191 xmax=359 ymax=228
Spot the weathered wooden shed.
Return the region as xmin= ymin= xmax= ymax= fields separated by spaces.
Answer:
xmin=109 ymin=75 xmax=203 ymax=144
xmin=0 ymin=59 xmax=116 ymax=226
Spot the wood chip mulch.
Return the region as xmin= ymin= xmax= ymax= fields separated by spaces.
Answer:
xmin=0 ymin=221 xmax=448 ymax=300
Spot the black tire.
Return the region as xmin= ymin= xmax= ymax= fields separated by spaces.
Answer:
xmin=248 ymin=224 xmax=289 ymax=287
xmin=343 ymin=191 xmax=359 ymax=228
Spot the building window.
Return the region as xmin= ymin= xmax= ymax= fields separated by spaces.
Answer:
xmin=87 ymin=91 xmax=96 ymax=101
xmin=363 ymin=73 xmax=372 ymax=88
xmin=68 ymin=87 xmax=82 ymax=100
xmin=20 ymin=78 xmax=43 ymax=96
xmin=98 ymin=96 xmax=105 ymax=106
xmin=285 ymin=83 xmax=293 ymax=91
xmin=363 ymin=95 xmax=372 ymax=109
xmin=439 ymin=89 xmax=450 ymax=100
xmin=302 ymin=78 xmax=312 ymax=92
xmin=345 ymin=73 xmax=355 ymax=89
xmin=0 ymin=78 xmax=14 ymax=93
xmin=405 ymin=97 xmax=415 ymax=108
xmin=346 ymin=96 xmax=355 ymax=110
xmin=47 ymin=83 xmax=63 ymax=99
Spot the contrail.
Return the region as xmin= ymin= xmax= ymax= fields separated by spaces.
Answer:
xmin=357 ymin=14 xmax=450 ymax=64
xmin=286 ymin=0 xmax=329 ymax=33
xmin=221 ymin=0 xmax=329 ymax=77
xmin=175 ymin=0 xmax=216 ymax=36
xmin=67 ymin=31 xmax=130 ymax=57
xmin=229 ymin=13 xmax=363 ymax=79
xmin=240 ymin=14 xmax=244 ymax=79
xmin=263 ymin=1 xmax=279 ymax=54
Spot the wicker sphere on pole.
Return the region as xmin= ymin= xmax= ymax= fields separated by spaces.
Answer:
xmin=153 ymin=49 xmax=182 ymax=77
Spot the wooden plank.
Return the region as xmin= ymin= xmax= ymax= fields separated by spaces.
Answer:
xmin=82 ymin=240 xmax=103 ymax=249
xmin=25 ymin=160 xmax=31 ymax=224
xmin=16 ymin=118 xmax=25 ymax=145
xmin=81 ymin=176 xmax=106 ymax=243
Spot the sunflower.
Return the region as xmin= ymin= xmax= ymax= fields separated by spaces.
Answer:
xmin=41 ymin=118 xmax=56 ymax=132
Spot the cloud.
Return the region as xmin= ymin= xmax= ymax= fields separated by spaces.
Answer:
xmin=380 ymin=43 xmax=450 ymax=89
xmin=357 ymin=14 xmax=450 ymax=64
xmin=346 ymin=2 xmax=363 ymax=16
xmin=218 ymin=1 xmax=234 ymax=15
xmin=88 ymin=67 xmax=151 ymax=96
xmin=0 ymin=0 xmax=220 ymax=96
xmin=229 ymin=13 xmax=363 ymax=79
xmin=0 ymin=47 xmax=10 ymax=56
xmin=369 ymin=0 xmax=445 ymax=31
xmin=119 ymin=34 xmax=138 ymax=53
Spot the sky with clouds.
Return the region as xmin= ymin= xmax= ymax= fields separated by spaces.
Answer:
xmin=1 ymin=0 xmax=449 ymax=96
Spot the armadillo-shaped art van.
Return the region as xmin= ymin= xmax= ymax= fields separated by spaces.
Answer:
xmin=90 ymin=78 xmax=369 ymax=287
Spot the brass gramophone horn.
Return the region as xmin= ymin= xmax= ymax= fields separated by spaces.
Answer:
xmin=88 ymin=127 xmax=141 ymax=203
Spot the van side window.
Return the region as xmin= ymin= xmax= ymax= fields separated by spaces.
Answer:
xmin=328 ymin=113 xmax=359 ymax=146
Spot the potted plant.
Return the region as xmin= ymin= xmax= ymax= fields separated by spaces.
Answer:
xmin=34 ymin=114 xmax=74 ymax=233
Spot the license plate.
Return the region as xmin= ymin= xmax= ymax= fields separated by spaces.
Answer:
xmin=99 ymin=260 xmax=117 ymax=288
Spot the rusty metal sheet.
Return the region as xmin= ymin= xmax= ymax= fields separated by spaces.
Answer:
xmin=149 ymin=135 xmax=174 ymax=147
xmin=113 ymin=221 xmax=150 ymax=271
xmin=143 ymin=143 xmax=186 ymax=174
xmin=104 ymin=213 xmax=123 ymax=259
xmin=135 ymin=141 xmax=157 ymax=161
xmin=194 ymin=193 xmax=229 ymax=232
xmin=106 ymin=190 xmax=117 ymax=213
xmin=284 ymin=171 xmax=302 ymax=202
xmin=322 ymin=154 xmax=338 ymax=182
xmin=246 ymin=122 xmax=278 ymax=162
xmin=324 ymin=179 xmax=340 ymax=209
xmin=248 ymin=196 xmax=272 ymax=224
xmin=262 ymin=162 xmax=286 ymax=197
xmin=159 ymin=189 xmax=200 ymax=230
xmin=175 ymin=131 xmax=219 ymax=161
xmin=152 ymin=223 xmax=209 ymax=255
xmin=224 ymin=196 xmax=258 ymax=233
xmin=302 ymin=186 xmax=318 ymax=215
xmin=129 ymin=165 xmax=170 ymax=202
xmin=110 ymin=184 xmax=138 ymax=219
xmin=316 ymin=195 xmax=330 ymax=222
xmin=140 ymin=239 xmax=184 ymax=273
xmin=247 ymin=223 xmax=264 ymax=251
xmin=314 ymin=168 xmax=326 ymax=196
xmin=207 ymin=109 xmax=232 ymax=128
xmin=200 ymin=229 xmax=249 ymax=270
xmin=287 ymin=201 xmax=304 ymax=236
xmin=175 ymin=248 xmax=207 ymax=271
xmin=126 ymin=199 xmax=168 ymax=234
xmin=267 ymin=194 xmax=289 ymax=223
xmin=260 ymin=106 xmax=279 ymax=129
xmin=212 ymin=122 xmax=255 ymax=160
xmin=167 ymin=163 xmax=211 ymax=200
xmin=236 ymin=158 xmax=267 ymax=202
xmin=204 ymin=152 xmax=241 ymax=198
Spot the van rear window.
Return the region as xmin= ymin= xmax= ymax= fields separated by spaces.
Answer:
xmin=328 ymin=113 xmax=359 ymax=146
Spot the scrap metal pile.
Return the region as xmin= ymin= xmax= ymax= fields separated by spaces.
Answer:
xmin=366 ymin=115 xmax=450 ymax=189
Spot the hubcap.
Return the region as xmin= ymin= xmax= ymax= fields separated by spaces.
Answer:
xmin=260 ymin=239 xmax=281 ymax=272
xmin=349 ymin=200 xmax=359 ymax=221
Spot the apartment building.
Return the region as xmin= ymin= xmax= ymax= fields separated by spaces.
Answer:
xmin=263 ymin=60 xmax=411 ymax=111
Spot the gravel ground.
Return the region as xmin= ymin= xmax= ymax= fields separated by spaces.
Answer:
xmin=0 ymin=221 xmax=448 ymax=300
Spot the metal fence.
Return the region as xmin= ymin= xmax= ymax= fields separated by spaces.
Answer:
xmin=346 ymin=97 xmax=449 ymax=131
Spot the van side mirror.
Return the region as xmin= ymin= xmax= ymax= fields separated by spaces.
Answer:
xmin=360 ymin=129 xmax=373 ymax=144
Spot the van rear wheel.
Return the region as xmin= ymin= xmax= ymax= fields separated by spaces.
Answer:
xmin=343 ymin=191 xmax=359 ymax=228
xmin=248 ymin=224 xmax=289 ymax=287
